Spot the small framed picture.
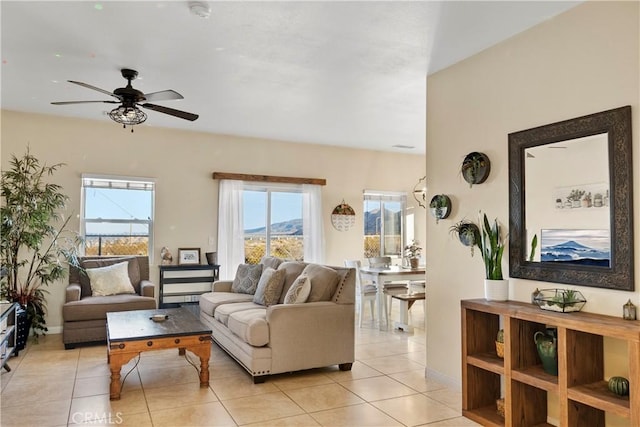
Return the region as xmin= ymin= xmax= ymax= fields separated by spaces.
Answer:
xmin=178 ymin=248 xmax=201 ymax=265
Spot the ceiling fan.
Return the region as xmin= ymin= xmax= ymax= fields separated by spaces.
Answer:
xmin=51 ymin=68 xmax=199 ymax=132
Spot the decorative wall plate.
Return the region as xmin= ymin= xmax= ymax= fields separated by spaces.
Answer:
xmin=331 ymin=201 xmax=356 ymax=231
xmin=429 ymin=194 xmax=451 ymax=223
xmin=462 ymin=152 xmax=491 ymax=187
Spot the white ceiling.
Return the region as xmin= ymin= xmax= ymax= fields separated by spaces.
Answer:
xmin=1 ymin=1 xmax=580 ymax=154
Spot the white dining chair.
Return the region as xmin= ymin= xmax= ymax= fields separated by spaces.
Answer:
xmin=367 ymin=256 xmax=408 ymax=324
xmin=345 ymin=260 xmax=377 ymax=327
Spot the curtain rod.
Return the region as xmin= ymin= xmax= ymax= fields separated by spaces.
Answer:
xmin=212 ymin=172 xmax=326 ymax=186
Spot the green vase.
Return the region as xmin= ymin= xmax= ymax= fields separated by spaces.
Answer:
xmin=534 ymin=329 xmax=558 ymax=376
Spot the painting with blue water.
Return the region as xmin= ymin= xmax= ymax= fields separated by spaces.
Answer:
xmin=540 ymin=229 xmax=610 ymax=267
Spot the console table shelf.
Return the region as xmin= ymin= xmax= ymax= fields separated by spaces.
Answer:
xmin=159 ymin=265 xmax=219 ymax=308
xmin=461 ymin=299 xmax=640 ymax=426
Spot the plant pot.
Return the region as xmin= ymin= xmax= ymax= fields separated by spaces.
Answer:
xmin=457 ymin=223 xmax=479 ymax=247
xmin=15 ymin=306 xmax=31 ymax=355
xmin=495 ymin=340 xmax=504 ymax=358
xmin=484 ymin=279 xmax=508 ymax=301
xmin=409 ymin=257 xmax=419 ymax=269
xmin=205 ymin=252 xmax=217 ymax=265
xmin=461 ymin=152 xmax=491 ymax=187
xmin=534 ymin=329 xmax=558 ymax=376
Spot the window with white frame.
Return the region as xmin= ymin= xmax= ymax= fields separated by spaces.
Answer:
xmin=243 ymin=184 xmax=304 ymax=263
xmin=217 ymin=180 xmax=323 ymax=278
xmin=81 ymin=175 xmax=155 ymax=259
xmin=363 ymin=191 xmax=406 ymax=258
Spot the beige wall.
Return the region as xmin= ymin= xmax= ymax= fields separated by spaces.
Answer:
xmin=426 ymin=0 xmax=639 ymax=387
xmin=1 ymin=110 xmax=426 ymax=331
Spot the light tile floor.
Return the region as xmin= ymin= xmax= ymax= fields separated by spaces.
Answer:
xmin=1 ymin=302 xmax=479 ymax=427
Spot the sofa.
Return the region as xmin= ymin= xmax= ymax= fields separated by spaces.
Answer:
xmin=63 ymin=255 xmax=157 ymax=349
xmin=199 ymin=257 xmax=355 ymax=383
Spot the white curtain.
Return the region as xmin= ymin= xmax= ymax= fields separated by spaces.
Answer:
xmin=217 ymin=180 xmax=244 ymax=279
xmin=302 ymin=184 xmax=324 ymax=263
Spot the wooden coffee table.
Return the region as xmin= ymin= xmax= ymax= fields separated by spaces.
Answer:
xmin=106 ymin=307 xmax=212 ymax=400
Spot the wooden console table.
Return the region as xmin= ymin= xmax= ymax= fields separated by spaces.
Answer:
xmin=461 ymin=299 xmax=640 ymax=426
xmin=159 ymin=264 xmax=220 ymax=308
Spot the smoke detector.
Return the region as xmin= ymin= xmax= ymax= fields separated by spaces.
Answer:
xmin=189 ymin=2 xmax=211 ymax=19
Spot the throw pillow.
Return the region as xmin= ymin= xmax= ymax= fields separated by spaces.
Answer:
xmin=80 ymin=257 xmax=140 ymax=296
xmin=232 ymin=263 xmax=263 ymax=294
xmin=86 ymin=261 xmax=135 ymax=296
xmin=253 ymin=267 xmax=286 ymax=306
xmin=301 ymin=263 xmax=340 ymax=302
xmin=283 ymin=274 xmax=311 ymax=304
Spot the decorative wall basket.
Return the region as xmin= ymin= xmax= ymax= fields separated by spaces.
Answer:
xmin=331 ymin=201 xmax=356 ymax=231
xmin=462 ymin=152 xmax=491 ymax=187
xmin=429 ymin=194 xmax=451 ymax=224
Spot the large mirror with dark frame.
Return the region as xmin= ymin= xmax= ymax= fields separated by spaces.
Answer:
xmin=508 ymin=106 xmax=634 ymax=291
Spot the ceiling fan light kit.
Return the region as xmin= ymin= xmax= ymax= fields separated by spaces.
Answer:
xmin=108 ymin=106 xmax=147 ymax=127
xmin=51 ymin=68 xmax=199 ymax=132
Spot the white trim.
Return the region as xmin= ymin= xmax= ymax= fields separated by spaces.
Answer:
xmin=81 ymin=173 xmax=156 ymax=184
xmin=47 ymin=326 xmax=63 ymax=335
xmin=363 ymin=189 xmax=407 ymax=198
xmin=425 ymin=367 xmax=461 ymax=391
xmin=244 ymin=181 xmax=302 ymax=193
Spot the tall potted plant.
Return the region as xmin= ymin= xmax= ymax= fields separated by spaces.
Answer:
xmin=478 ymin=212 xmax=508 ymax=301
xmin=0 ymin=148 xmax=80 ymax=347
xmin=450 ymin=212 xmax=508 ymax=300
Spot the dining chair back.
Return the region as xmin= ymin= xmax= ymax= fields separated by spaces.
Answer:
xmin=368 ymin=256 xmax=391 ymax=268
xmin=366 ymin=257 xmax=409 ymax=323
xmin=345 ymin=260 xmax=377 ymax=327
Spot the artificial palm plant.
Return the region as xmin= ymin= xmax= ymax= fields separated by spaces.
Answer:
xmin=0 ymin=148 xmax=80 ymax=339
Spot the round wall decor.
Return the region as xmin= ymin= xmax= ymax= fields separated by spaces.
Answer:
xmin=429 ymin=194 xmax=451 ymax=223
xmin=331 ymin=201 xmax=356 ymax=231
xmin=461 ymin=152 xmax=491 ymax=187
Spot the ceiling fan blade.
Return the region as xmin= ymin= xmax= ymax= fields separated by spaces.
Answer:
xmin=51 ymin=100 xmax=119 ymax=105
xmin=141 ymin=103 xmax=199 ymax=121
xmin=143 ymin=90 xmax=184 ymax=102
xmin=68 ymin=80 xmax=121 ymax=100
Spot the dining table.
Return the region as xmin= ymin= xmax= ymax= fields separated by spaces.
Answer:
xmin=358 ymin=265 xmax=426 ymax=330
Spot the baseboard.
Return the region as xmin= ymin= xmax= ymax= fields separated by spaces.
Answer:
xmin=25 ymin=326 xmax=63 ymax=336
xmin=47 ymin=326 xmax=63 ymax=335
xmin=425 ymin=367 xmax=461 ymax=391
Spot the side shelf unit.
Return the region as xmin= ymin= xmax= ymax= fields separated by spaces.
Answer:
xmin=461 ymin=299 xmax=640 ymax=426
xmin=1 ymin=302 xmax=18 ymax=371
xmin=159 ymin=265 xmax=219 ymax=308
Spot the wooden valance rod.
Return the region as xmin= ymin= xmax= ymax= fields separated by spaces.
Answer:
xmin=212 ymin=172 xmax=326 ymax=186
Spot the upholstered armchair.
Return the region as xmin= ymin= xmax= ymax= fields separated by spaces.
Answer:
xmin=63 ymin=255 xmax=156 ymax=349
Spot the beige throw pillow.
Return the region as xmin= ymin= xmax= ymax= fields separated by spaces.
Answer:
xmin=300 ymin=264 xmax=340 ymax=302
xmin=86 ymin=261 xmax=135 ymax=296
xmin=283 ymin=275 xmax=311 ymax=304
xmin=253 ymin=267 xmax=286 ymax=306
xmin=80 ymin=257 xmax=140 ymax=296
xmin=232 ymin=263 xmax=263 ymax=294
